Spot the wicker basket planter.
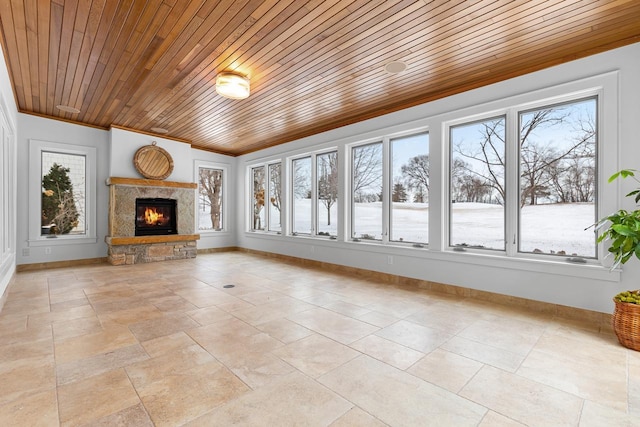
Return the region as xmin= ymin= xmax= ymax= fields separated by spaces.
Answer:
xmin=612 ymin=297 xmax=640 ymax=351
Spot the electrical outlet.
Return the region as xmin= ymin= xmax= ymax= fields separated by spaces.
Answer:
xmin=22 ymin=248 xmax=30 ymax=256
xmin=45 ymin=247 xmax=51 ymax=255
xmin=387 ymin=255 xmax=393 ymax=265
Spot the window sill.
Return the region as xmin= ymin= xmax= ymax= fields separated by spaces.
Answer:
xmin=28 ymin=236 xmax=98 ymax=247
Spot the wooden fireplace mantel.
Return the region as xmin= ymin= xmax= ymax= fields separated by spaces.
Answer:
xmin=106 ymin=234 xmax=200 ymax=246
xmin=107 ymin=177 xmax=197 ymax=189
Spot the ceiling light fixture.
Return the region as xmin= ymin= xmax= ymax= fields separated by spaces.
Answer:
xmin=56 ymin=105 xmax=81 ymax=114
xmin=215 ymin=72 xmax=250 ymax=99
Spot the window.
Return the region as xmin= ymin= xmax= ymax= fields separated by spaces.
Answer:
xmin=268 ymin=163 xmax=282 ymax=232
xmin=390 ymin=132 xmax=429 ymax=244
xmin=352 ymin=142 xmax=383 ymax=240
xmin=197 ymin=163 xmax=225 ymax=232
xmin=0 ymin=109 xmax=13 ymax=264
xmin=28 ymin=139 xmax=96 ymax=245
xmin=316 ymin=151 xmax=338 ymax=237
xmin=450 ymin=116 xmax=506 ymax=250
xmin=518 ymin=97 xmax=597 ymax=258
xmin=292 ymin=157 xmax=312 ymax=235
xmin=249 ymin=162 xmax=281 ymax=233
xmin=251 ymin=166 xmax=266 ymax=231
xmin=447 ymin=93 xmax=600 ymax=260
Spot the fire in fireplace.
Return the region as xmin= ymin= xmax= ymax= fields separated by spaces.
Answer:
xmin=135 ymin=198 xmax=177 ymax=236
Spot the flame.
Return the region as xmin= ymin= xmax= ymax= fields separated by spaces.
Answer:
xmin=144 ymin=207 xmax=164 ymax=225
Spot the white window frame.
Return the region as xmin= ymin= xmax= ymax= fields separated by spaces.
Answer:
xmin=28 ymin=139 xmax=97 ymax=246
xmin=194 ymin=160 xmax=228 ymax=234
xmin=0 ymin=108 xmax=14 ymax=266
xmin=289 ymin=148 xmax=340 ymax=239
xmin=442 ymin=72 xmax=618 ymax=268
xmin=247 ymin=160 xmax=282 ymax=233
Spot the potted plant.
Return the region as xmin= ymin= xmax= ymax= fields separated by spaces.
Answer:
xmin=595 ymin=169 xmax=640 ymax=350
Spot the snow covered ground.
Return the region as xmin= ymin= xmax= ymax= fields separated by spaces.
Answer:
xmin=201 ymin=200 xmax=596 ymax=257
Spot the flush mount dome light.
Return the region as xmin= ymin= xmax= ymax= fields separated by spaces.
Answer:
xmin=56 ymin=105 xmax=81 ymax=114
xmin=384 ymin=60 xmax=408 ymax=74
xmin=215 ymin=72 xmax=250 ymax=99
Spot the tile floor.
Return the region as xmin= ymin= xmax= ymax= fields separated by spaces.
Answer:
xmin=0 ymin=252 xmax=639 ymax=426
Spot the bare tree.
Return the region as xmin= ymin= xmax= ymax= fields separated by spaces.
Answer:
xmin=401 ymin=154 xmax=429 ymax=200
xmin=293 ymin=158 xmax=311 ymax=199
xmin=317 ymin=152 xmax=338 ymax=225
xmin=453 ymin=117 xmax=506 ymax=204
xmin=199 ymin=168 xmax=222 ymax=229
xmin=252 ymin=167 xmax=265 ymax=230
xmin=352 ymin=143 xmax=382 ymax=201
xmin=269 ymin=163 xmax=282 ymax=212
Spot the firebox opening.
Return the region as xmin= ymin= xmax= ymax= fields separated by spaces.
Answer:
xmin=135 ymin=198 xmax=177 ymax=236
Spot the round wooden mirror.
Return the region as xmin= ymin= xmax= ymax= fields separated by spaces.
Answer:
xmin=133 ymin=142 xmax=174 ymax=180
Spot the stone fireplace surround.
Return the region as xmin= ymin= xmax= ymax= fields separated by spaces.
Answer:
xmin=106 ymin=177 xmax=199 ymax=265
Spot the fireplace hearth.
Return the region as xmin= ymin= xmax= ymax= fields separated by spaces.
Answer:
xmin=135 ymin=198 xmax=177 ymax=236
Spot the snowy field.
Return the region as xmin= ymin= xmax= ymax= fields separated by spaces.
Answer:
xmin=201 ymin=200 xmax=596 ymax=257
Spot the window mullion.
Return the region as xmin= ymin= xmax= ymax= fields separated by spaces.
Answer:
xmin=505 ymin=108 xmax=519 ymax=257
xmin=382 ymin=138 xmax=390 ymax=244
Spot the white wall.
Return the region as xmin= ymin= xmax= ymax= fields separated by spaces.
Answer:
xmin=236 ymin=42 xmax=640 ymax=314
xmin=16 ymin=114 xmax=110 ymax=264
xmin=109 ymin=128 xmax=193 ymax=182
xmin=0 ymin=41 xmax=18 ymax=300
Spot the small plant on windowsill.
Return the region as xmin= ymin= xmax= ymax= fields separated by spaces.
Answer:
xmin=594 ymin=169 xmax=640 ymax=350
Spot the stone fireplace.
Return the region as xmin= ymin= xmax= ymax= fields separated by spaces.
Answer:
xmin=106 ymin=177 xmax=199 ymax=265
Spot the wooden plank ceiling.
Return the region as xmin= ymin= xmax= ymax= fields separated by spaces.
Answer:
xmin=1 ymin=1 xmax=639 ymax=156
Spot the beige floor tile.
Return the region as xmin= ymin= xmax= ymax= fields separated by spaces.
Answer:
xmin=98 ymin=304 xmax=164 ymax=326
xmin=459 ymin=365 xmax=583 ymax=426
xmin=319 ymin=355 xmax=486 ymax=426
xmin=230 ymin=303 xmax=292 ymax=326
xmin=579 ymin=400 xmax=640 ymax=426
xmin=54 ymin=325 xmax=138 ymax=364
xmin=441 ymin=336 xmax=525 ymax=372
xmin=457 ymin=317 xmax=546 ymax=356
xmin=518 ymin=332 xmax=628 ymax=411
xmin=0 ymin=355 xmax=55 ymax=405
xmin=0 ymin=337 xmax=54 ymax=366
xmin=136 ymin=360 xmax=250 ymax=426
xmin=185 ymin=371 xmax=351 ymax=426
xmin=0 ymin=253 xmax=635 ymax=426
xmin=272 ymin=333 xmax=360 ymax=378
xmin=56 ymin=344 xmax=149 ymax=386
xmin=323 ymin=300 xmax=372 ymax=318
xmin=149 ymin=294 xmax=199 ymax=312
xmin=256 ymin=318 xmax=314 ymax=343
xmin=225 ymin=351 xmax=297 ymax=389
xmin=0 ymin=388 xmax=58 ymax=427
xmin=186 ymin=305 xmax=234 ymax=325
xmin=406 ymin=303 xmax=483 ymax=334
xmin=350 ymin=334 xmax=425 ymax=370
xmin=408 ymin=348 xmax=483 ymax=392
xmin=174 ymin=287 xmax=241 ymax=308
xmin=375 ymin=319 xmax=453 ymax=353
xmin=128 ymin=312 xmax=200 ymax=341
xmin=126 ymin=345 xmax=217 ymax=389
xmin=27 ymin=304 xmax=95 ymax=327
xmin=355 ymin=310 xmax=399 ymax=328
xmin=1 ymin=296 xmax=50 ymax=316
xmin=84 ymin=403 xmax=154 ymax=427
xmin=57 ymin=368 xmax=140 ymax=426
xmin=52 ymin=315 xmax=103 ymax=342
xmin=287 ymin=307 xmax=379 ymax=344
xmin=330 ymin=407 xmax=388 ymax=426
xmin=479 ymin=411 xmax=526 ymax=426
xmin=141 ymin=331 xmax=199 ymax=357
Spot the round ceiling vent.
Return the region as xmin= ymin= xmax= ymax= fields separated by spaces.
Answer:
xmin=384 ymin=60 xmax=408 ymax=74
